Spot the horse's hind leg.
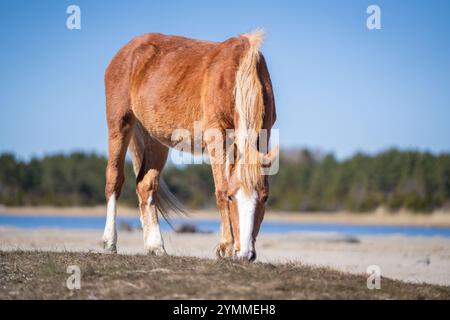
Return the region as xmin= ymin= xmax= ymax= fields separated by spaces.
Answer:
xmin=136 ymin=137 xmax=169 ymax=256
xmin=102 ymin=108 xmax=135 ymax=253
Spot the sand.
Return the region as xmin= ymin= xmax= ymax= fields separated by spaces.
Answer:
xmin=1 ymin=226 xmax=449 ymax=287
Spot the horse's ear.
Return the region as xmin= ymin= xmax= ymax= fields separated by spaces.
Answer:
xmin=262 ymin=145 xmax=279 ymax=167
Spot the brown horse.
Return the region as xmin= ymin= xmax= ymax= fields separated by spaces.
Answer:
xmin=102 ymin=30 xmax=277 ymax=261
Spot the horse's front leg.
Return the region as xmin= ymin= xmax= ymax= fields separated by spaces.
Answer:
xmin=207 ymin=136 xmax=234 ymax=258
xmin=215 ymin=188 xmax=234 ymax=258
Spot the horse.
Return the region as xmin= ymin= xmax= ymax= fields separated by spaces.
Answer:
xmin=102 ymin=30 xmax=277 ymax=261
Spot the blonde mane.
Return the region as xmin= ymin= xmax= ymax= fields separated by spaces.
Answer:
xmin=234 ymin=29 xmax=265 ymax=195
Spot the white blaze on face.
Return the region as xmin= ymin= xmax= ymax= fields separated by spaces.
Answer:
xmin=102 ymin=192 xmax=117 ymax=248
xmin=235 ymin=188 xmax=257 ymax=260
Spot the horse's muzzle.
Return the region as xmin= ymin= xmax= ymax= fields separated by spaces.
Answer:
xmin=235 ymin=250 xmax=257 ymax=262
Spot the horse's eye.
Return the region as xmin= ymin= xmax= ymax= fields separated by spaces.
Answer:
xmin=228 ymin=195 xmax=234 ymax=202
xmin=262 ymin=195 xmax=269 ymax=203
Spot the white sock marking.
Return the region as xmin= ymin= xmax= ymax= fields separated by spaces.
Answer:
xmin=144 ymin=195 xmax=164 ymax=250
xmin=145 ymin=223 xmax=164 ymax=249
xmin=103 ymin=192 xmax=117 ymax=247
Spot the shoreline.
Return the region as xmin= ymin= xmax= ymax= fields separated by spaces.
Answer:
xmin=1 ymin=205 xmax=450 ymax=227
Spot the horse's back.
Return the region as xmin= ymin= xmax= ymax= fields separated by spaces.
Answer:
xmin=104 ymin=32 xmax=272 ymax=149
xmin=105 ymin=33 xmax=247 ymax=145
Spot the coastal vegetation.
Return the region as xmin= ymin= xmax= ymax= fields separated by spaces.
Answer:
xmin=0 ymin=149 xmax=449 ymax=213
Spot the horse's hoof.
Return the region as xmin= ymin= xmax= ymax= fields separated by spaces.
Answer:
xmin=103 ymin=241 xmax=117 ymax=254
xmin=146 ymin=246 xmax=167 ymax=256
xmin=216 ymin=243 xmax=234 ymax=259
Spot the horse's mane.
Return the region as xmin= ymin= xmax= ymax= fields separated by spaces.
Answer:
xmin=234 ymin=29 xmax=265 ymax=195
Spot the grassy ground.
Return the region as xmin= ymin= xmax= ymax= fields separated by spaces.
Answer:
xmin=1 ymin=251 xmax=449 ymax=299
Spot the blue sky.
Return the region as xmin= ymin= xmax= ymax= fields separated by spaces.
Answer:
xmin=1 ymin=0 xmax=449 ymax=160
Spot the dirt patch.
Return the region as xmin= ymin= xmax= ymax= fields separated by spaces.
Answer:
xmin=1 ymin=251 xmax=449 ymax=299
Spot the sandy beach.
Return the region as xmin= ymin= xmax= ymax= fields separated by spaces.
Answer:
xmin=1 ymin=224 xmax=450 ymax=287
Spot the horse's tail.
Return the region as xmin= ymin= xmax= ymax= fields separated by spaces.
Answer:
xmin=234 ymin=29 xmax=265 ymax=195
xmin=129 ymin=121 xmax=187 ymax=223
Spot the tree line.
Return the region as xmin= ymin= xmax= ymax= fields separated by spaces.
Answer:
xmin=0 ymin=148 xmax=449 ymax=213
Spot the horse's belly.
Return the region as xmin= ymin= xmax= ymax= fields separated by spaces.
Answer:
xmin=134 ymin=102 xmax=204 ymax=153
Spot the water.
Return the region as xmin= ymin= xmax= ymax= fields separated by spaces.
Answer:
xmin=1 ymin=214 xmax=450 ymax=238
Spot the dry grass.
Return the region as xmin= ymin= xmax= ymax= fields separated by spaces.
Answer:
xmin=1 ymin=250 xmax=449 ymax=300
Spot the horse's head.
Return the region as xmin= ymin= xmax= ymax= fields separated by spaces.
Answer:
xmin=226 ymin=146 xmax=278 ymax=261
